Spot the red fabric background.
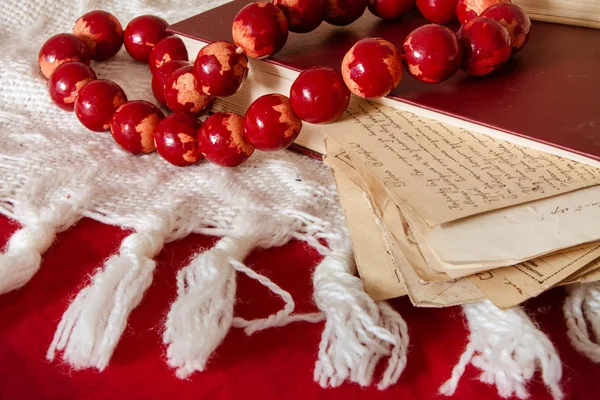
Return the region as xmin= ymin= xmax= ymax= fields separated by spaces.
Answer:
xmin=0 ymin=214 xmax=598 ymax=399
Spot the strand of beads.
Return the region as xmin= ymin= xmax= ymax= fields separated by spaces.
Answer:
xmin=40 ymin=1 xmax=532 ymax=170
xmin=231 ymin=0 xmax=531 ymax=120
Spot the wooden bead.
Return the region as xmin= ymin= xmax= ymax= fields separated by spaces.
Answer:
xmin=368 ymin=0 xmax=416 ymax=20
xmin=124 ymin=15 xmax=170 ymax=63
xmin=232 ymin=2 xmax=289 ymax=59
xmin=74 ymin=79 xmax=127 ymax=132
xmin=148 ymin=36 xmax=189 ymax=74
xmin=481 ymin=3 xmax=531 ymax=54
xmin=290 ymin=67 xmax=350 ymax=123
xmin=416 ymin=0 xmax=457 ymax=24
xmin=458 ymin=17 xmax=512 ymax=76
xmin=324 ymin=0 xmax=368 ymax=26
xmin=154 ymin=114 xmax=203 ymax=166
xmin=199 ymin=112 xmax=254 ymax=167
xmin=110 ymin=100 xmax=165 ymax=154
xmin=403 ymin=24 xmax=462 ymax=83
xmin=342 ymin=38 xmax=403 ymax=98
xmin=165 ymin=65 xmax=215 ymax=116
xmin=194 ymin=41 xmax=248 ymax=97
xmin=38 ymin=33 xmax=91 ymax=79
xmin=244 ymin=94 xmax=302 ymax=151
xmin=73 ymin=10 xmax=123 ymax=61
xmin=152 ymin=60 xmax=190 ymax=106
xmin=456 ymin=0 xmax=510 ymax=25
xmin=273 ymin=0 xmax=326 ymax=33
xmin=47 ymin=61 xmax=97 ymax=111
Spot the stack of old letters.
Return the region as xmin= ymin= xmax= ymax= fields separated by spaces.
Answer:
xmin=321 ymin=98 xmax=600 ymax=309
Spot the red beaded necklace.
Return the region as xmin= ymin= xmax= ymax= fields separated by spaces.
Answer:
xmin=38 ymin=1 xmax=531 ymax=168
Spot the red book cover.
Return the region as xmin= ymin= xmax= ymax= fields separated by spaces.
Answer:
xmin=169 ymin=0 xmax=600 ymax=163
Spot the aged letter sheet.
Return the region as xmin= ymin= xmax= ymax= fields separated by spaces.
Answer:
xmin=322 ymin=98 xmax=600 ymax=268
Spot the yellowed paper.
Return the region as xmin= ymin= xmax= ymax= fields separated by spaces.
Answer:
xmin=467 ymin=246 xmax=600 ymax=308
xmin=365 ymin=177 xmax=485 ymax=307
xmin=322 ymin=98 xmax=600 ymax=226
xmin=327 ymin=148 xmax=407 ymax=301
xmin=322 ymin=143 xmax=490 ymax=276
xmin=566 ymin=268 xmax=600 ymax=285
xmin=362 ymin=173 xmax=486 ymax=307
xmin=422 ymin=185 xmax=600 ymax=266
xmin=326 ymin=138 xmax=600 ymax=308
xmin=327 ymin=140 xmax=485 ymax=306
xmin=564 ymin=259 xmax=600 ymax=282
xmin=356 ymin=163 xmax=451 ymax=282
xmin=560 ymin=259 xmax=600 ymax=285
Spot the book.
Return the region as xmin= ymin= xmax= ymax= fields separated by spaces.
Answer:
xmin=168 ymin=0 xmax=600 ymax=167
xmin=513 ymin=0 xmax=600 ymax=29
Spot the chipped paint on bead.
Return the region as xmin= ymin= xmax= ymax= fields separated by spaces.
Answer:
xmin=63 ymin=78 xmax=94 ymax=104
xmin=194 ymin=41 xmax=249 ymax=97
xmin=232 ymin=2 xmax=289 ymax=59
xmin=341 ymin=38 xmax=403 ymax=98
xmin=199 ymin=112 xmax=254 ymax=167
xmin=166 ymin=66 xmax=214 ymax=115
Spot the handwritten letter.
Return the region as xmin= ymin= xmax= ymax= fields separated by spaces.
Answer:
xmin=322 ymin=98 xmax=600 ymax=226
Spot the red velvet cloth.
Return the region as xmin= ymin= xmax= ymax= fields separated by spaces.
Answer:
xmin=0 ymin=215 xmax=598 ymax=399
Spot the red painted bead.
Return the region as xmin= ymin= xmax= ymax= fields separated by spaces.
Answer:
xmin=481 ymin=3 xmax=531 ymax=54
xmin=194 ymin=41 xmax=249 ymax=97
xmin=325 ymin=0 xmax=368 ymax=26
xmin=124 ymin=15 xmax=170 ymax=63
xmin=244 ymin=94 xmax=302 ymax=151
xmin=148 ymin=36 xmax=189 ymax=74
xmin=73 ymin=10 xmax=123 ymax=61
xmin=110 ymin=100 xmax=165 ymax=154
xmin=199 ymin=112 xmax=254 ymax=167
xmin=290 ymin=67 xmax=350 ymax=124
xmin=47 ymin=62 xmax=97 ymax=111
xmin=273 ymin=0 xmax=325 ymax=33
xmin=74 ymin=79 xmax=127 ymax=132
xmin=38 ymin=33 xmax=91 ymax=79
xmin=403 ymin=24 xmax=462 ymax=83
xmin=458 ymin=17 xmax=512 ymax=76
xmin=456 ymin=0 xmax=511 ymax=25
xmin=416 ymin=0 xmax=457 ymax=24
xmin=165 ymin=65 xmax=215 ymax=116
xmin=232 ymin=2 xmax=289 ymax=59
xmin=368 ymin=0 xmax=415 ymax=20
xmin=154 ymin=114 xmax=203 ymax=166
xmin=151 ymin=60 xmax=189 ymax=106
xmin=341 ymin=38 xmax=402 ymax=98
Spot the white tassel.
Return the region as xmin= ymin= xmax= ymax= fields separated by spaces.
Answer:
xmin=440 ymin=300 xmax=563 ymax=400
xmin=313 ymin=245 xmax=409 ymax=389
xmin=0 ymin=194 xmax=88 ymax=295
xmin=47 ymin=228 xmax=165 ymax=370
xmin=0 ymin=222 xmax=55 ymax=294
xmin=163 ymin=235 xmax=257 ymax=379
xmin=564 ymin=282 xmax=600 ymax=363
xmin=163 ymin=230 xmax=320 ymax=379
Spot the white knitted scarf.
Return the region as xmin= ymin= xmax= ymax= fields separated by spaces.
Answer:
xmin=0 ymin=0 xmax=597 ymax=397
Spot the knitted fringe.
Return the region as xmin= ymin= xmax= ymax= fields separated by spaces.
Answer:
xmin=440 ymin=300 xmax=563 ymax=400
xmin=163 ymin=234 xmax=258 ymax=378
xmin=0 ymin=183 xmax=91 ymax=295
xmin=312 ymin=244 xmax=410 ymax=389
xmin=7 ymin=197 xmax=597 ymax=396
xmin=163 ymin=232 xmax=324 ymax=379
xmin=46 ymin=227 xmax=165 ymax=370
xmin=564 ymin=282 xmax=600 ymax=363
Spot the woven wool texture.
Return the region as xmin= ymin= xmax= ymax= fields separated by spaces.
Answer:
xmin=0 ymin=0 xmax=598 ymax=398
